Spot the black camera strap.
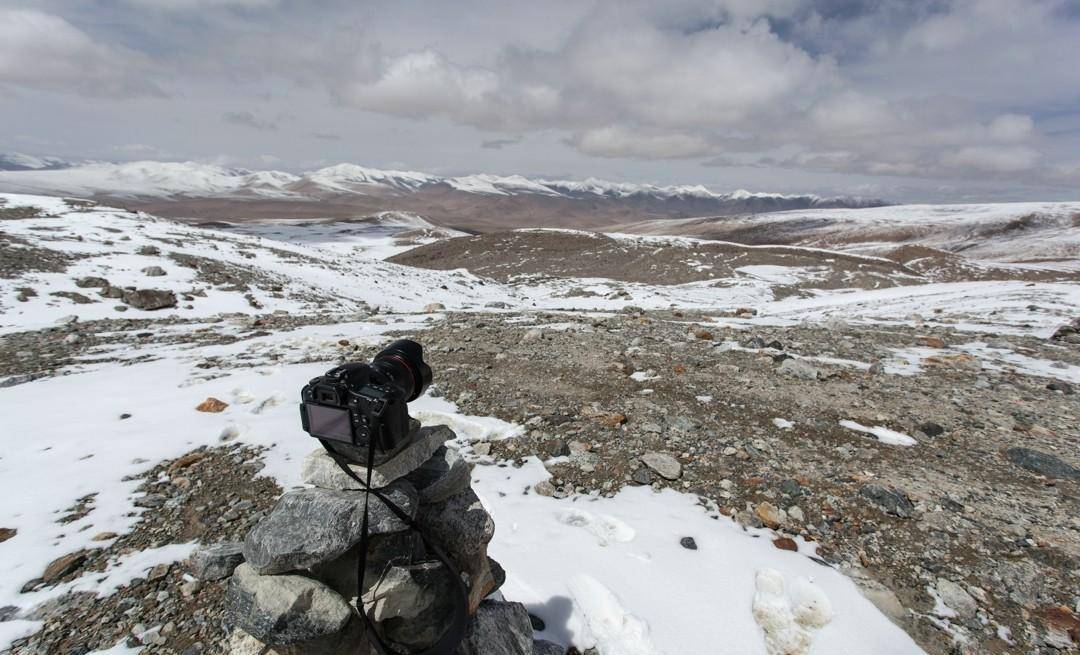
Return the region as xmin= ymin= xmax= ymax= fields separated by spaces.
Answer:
xmin=319 ymin=438 xmax=470 ymax=655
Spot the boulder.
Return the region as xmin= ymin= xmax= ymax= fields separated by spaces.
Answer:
xmin=225 ymin=564 xmax=353 ymax=645
xmin=369 ymin=562 xmax=458 ymax=650
xmin=640 ymin=452 xmax=681 ymax=480
xmin=142 ymin=266 xmax=167 ymax=277
xmin=1005 ymin=447 xmax=1080 ymax=479
xmin=777 ymin=358 xmax=821 ymax=380
xmin=458 ymin=600 xmax=535 ymax=655
xmin=122 ymin=288 xmax=177 ymax=310
xmin=244 ymin=484 xmax=417 ymax=574
xmin=190 ymin=542 xmax=245 ymax=581
xmin=302 ymin=425 xmax=453 ymax=491
xmin=404 ymin=444 xmax=471 ymax=504
xmin=859 ymin=484 xmax=915 ymax=518
xmin=42 ymin=551 xmax=87 ymax=583
xmin=416 ymin=489 xmax=494 ymax=574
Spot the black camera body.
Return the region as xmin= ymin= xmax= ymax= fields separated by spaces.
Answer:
xmin=300 ymin=339 xmax=432 ymax=466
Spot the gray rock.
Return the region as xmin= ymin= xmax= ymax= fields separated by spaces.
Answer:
xmin=244 ymin=484 xmax=417 ymax=574
xmin=190 ymin=542 xmax=245 ymax=581
xmin=225 ymin=564 xmax=352 ymax=645
xmin=417 ymin=488 xmax=495 ymax=572
xmin=917 ymin=422 xmax=945 ymax=437
xmin=417 ymin=488 xmax=497 ymax=612
xmin=122 ymin=288 xmax=177 ymax=310
xmin=458 ymin=600 xmax=535 ymax=655
xmin=630 ymin=468 xmax=651 ymax=485
xmin=859 ymin=484 xmax=915 ymax=518
xmin=75 ymin=276 xmax=109 ymax=288
xmin=641 ymin=452 xmax=681 ymax=480
xmin=302 ymin=425 xmax=452 ymax=491
xmin=935 ymin=578 xmax=978 ymax=619
xmin=404 ymin=444 xmax=471 ymax=504
xmin=777 ymin=358 xmax=821 ymax=380
xmin=533 ymin=640 xmax=566 ymax=655
xmin=307 ymin=531 xmax=418 ymax=601
xmin=1005 ymin=447 xmax=1080 ymax=479
xmin=368 ymin=563 xmax=457 ymax=650
xmin=142 ymin=266 xmax=167 ymax=277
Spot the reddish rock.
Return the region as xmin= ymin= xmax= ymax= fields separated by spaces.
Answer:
xmin=43 ymin=551 xmax=87 ymax=583
xmin=196 ymin=397 xmax=229 ymax=413
xmin=772 ymin=537 xmax=798 ymax=551
xmin=0 ymin=528 xmax=15 ymax=543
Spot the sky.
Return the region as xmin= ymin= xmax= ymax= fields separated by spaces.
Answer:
xmin=1 ymin=0 xmax=1079 ymax=202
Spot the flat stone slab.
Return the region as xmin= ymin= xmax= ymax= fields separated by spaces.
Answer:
xmin=302 ymin=425 xmax=455 ymax=490
xmin=244 ymin=484 xmax=417 ymax=574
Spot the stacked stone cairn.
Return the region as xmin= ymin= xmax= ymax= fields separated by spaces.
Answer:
xmin=202 ymin=422 xmax=563 ymax=654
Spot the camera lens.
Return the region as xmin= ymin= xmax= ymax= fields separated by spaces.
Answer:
xmin=372 ymin=339 xmax=432 ymax=402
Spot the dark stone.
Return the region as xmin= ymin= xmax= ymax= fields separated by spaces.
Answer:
xmin=244 ymin=484 xmax=417 ymax=575
xmin=771 ymin=353 xmax=792 ymax=364
xmin=136 ymin=245 xmax=161 ymax=256
xmin=859 ymin=484 xmax=915 ymax=518
xmin=679 ymin=537 xmax=698 ymax=550
xmin=50 ymin=291 xmax=94 ymax=304
xmin=1046 ymin=381 xmax=1073 ymax=394
xmin=20 ymin=578 xmax=44 ymax=593
xmin=99 ymin=286 xmax=124 ymax=299
xmin=1050 ymin=317 xmax=1080 ymax=342
xmin=190 ymin=542 xmax=245 ymax=581
xmin=1005 ymin=448 xmax=1080 ymax=480
xmin=630 ymin=468 xmax=652 ymax=485
xmin=0 ymin=605 xmax=19 ymax=621
xmin=779 ymin=479 xmax=803 ymax=496
xmin=458 ymin=600 xmax=534 ymax=655
xmin=122 ymin=288 xmax=177 ymax=310
xmin=765 ymin=340 xmax=784 ymax=350
xmin=918 ymin=422 xmax=946 ymax=437
xmin=0 ymin=527 xmax=15 ymax=543
xmin=538 ymin=439 xmax=570 ymax=458
xmin=529 ymin=613 xmax=546 ymax=631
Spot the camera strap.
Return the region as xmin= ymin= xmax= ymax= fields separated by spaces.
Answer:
xmin=319 ymin=439 xmax=470 ymax=655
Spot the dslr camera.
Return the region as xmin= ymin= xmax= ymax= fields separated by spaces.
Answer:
xmin=300 ymin=339 xmax=432 ymax=466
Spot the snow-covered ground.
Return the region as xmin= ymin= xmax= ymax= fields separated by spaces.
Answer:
xmin=3 ymin=192 xmax=1078 ymax=653
xmin=0 ymin=318 xmax=926 ymax=654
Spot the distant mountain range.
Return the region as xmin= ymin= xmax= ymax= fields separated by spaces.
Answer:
xmin=0 ymin=154 xmax=886 ymax=231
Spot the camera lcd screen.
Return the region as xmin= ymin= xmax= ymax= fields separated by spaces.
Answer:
xmin=305 ymin=403 xmax=353 ymax=443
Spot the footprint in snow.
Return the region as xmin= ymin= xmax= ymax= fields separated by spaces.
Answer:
xmin=566 ymin=574 xmax=660 ymax=655
xmin=556 ymin=508 xmax=635 ymax=546
xmin=251 ymin=393 xmax=285 ymax=415
xmin=752 ymin=568 xmax=834 ymax=655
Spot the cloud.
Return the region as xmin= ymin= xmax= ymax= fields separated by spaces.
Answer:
xmin=320 ymin=0 xmax=1079 ymax=187
xmin=0 ymin=9 xmax=162 ymax=97
xmin=481 ymin=136 xmax=522 ymax=149
xmin=121 ymin=0 xmax=282 ymax=9
xmin=223 ymin=111 xmax=278 ymax=131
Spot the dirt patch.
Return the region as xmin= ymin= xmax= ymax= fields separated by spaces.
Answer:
xmin=389 ymin=230 xmax=917 ymax=292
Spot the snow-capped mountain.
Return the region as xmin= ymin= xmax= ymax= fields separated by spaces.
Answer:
xmin=0 ymin=156 xmax=884 ymax=231
xmin=0 ymin=153 xmax=77 ymax=171
xmin=0 ymin=156 xmax=880 ymax=206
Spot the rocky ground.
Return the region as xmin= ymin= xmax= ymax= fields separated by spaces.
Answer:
xmin=406 ymin=310 xmax=1079 ymax=655
xmin=2 ymin=308 xmax=1077 ymax=654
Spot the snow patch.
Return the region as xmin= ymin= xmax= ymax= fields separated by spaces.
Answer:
xmin=839 ymin=420 xmax=917 ymax=446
